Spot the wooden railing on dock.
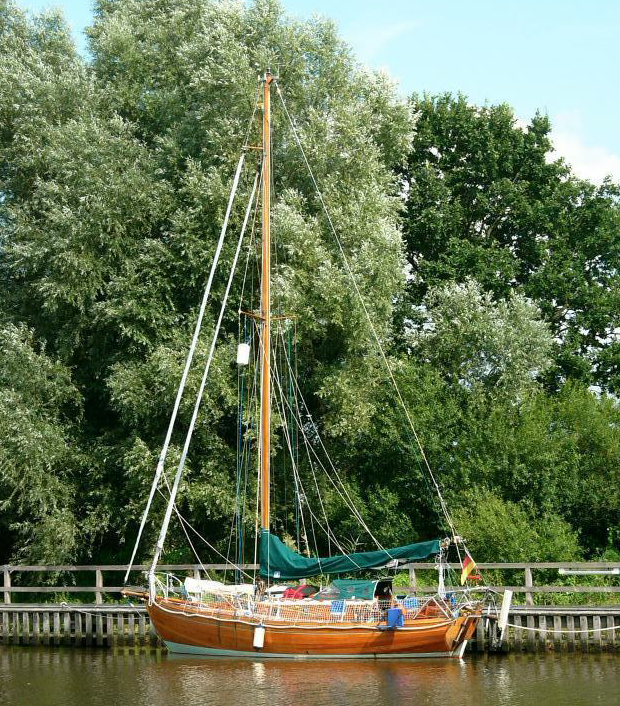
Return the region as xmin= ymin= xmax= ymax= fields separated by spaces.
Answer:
xmin=404 ymin=561 xmax=620 ymax=606
xmin=2 ymin=562 xmax=620 ymax=605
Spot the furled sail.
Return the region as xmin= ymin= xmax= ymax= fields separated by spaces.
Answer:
xmin=259 ymin=531 xmax=441 ymax=580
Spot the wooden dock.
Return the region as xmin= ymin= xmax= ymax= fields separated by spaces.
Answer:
xmin=2 ymin=562 xmax=620 ymax=653
xmin=0 ymin=604 xmax=161 ymax=648
xmin=476 ymin=606 xmax=620 ymax=653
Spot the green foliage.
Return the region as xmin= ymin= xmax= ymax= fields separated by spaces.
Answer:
xmin=409 ymin=278 xmax=553 ymax=397
xmin=1 ymin=0 xmax=620 ymax=577
xmin=401 ymin=93 xmax=620 ymax=391
xmin=452 ymin=490 xmax=582 ymax=563
xmin=0 ymin=0 xmax=412 ymax=563
xmin=0 ymin=324 xmax=84 ymax=562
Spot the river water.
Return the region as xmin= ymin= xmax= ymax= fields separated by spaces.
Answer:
xmin=1 ymin=647 xmax=618 ymax=706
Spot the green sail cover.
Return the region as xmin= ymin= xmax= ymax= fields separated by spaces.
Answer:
xmin=314 ymin=580 xmax=379 ymax=600
xmin=259 ymin=531 xmax=441 ymax=580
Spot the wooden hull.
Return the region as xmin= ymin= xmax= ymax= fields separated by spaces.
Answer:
xmin=147 ymin=599 xmax=480 ymax=659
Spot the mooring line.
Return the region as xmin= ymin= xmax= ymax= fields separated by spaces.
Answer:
xmin=58 ymin=601 xmax=145 ymax=619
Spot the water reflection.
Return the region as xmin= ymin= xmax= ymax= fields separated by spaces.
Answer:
xmin=1 ymin=647 xmax=619 ymax=706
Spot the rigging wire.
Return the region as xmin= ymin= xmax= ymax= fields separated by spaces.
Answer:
xmin=278 ymin=339 xmax=392 ymax=553
xmin=274 ymin=81 xmax=458 ymax=541
xmin=270 ymin=369 xmax=323 ymax=568
xmin=274 ymin=325 xmax=332 ymax=556
xmin=232 ymin=165 xmax=263 ymax=581
xmin=271 ymin=336 xmax=354 ymax=560
xmin=292 ymin=319 xmax=301 ymax=550
xmin=175 ymin=510 xmax=254 ymax=582
xmin=125 ymin=100 xmax=260 ymax=586
xmin=252 ymin=407 xmax=261 ymax=584
xmin=153 ymin=481 xmax=253 ymax=581
xmin=232 ymin=316 xmax=261 ymax=576
xmin=252 ymin=316 xmax=320 ymax=570
xmin=124 ymin=152 xmax=247 ymax=585
xmin=149 ymin=170 xmax=260 ymax=580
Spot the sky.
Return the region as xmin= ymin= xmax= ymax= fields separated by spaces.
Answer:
xmin=16 ymin=0 xmax=620 ymax=184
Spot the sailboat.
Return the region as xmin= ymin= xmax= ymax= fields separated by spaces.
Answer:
xmin=122 ymin=72 xmax=484 ymax=658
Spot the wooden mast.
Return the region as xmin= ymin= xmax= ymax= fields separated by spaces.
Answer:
xmin=260 ymin=71 xmax=273 ymax=531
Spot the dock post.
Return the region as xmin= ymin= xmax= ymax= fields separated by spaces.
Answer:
xmin=42 ymin=611 xmax=50 ymax=645
xmin=526 ymin=614 xmax=536 ymax=651
xmin=513 ymin=614 xmax=522 ymax=651
xmin=1 ymin=610 xmax=9 ymax=644
xmin=32 ymin=612 xmax=40 ymax=646
xmin=106 ymin=613 xmax=113 ymax=647
xmin=63 ymin=611 xmax=71 ymax=645
xmin=476 ymin=616 xmax=485 ymax=651
xmin=593 ymin=615 xmax=602 ymax=652
xmin=2 ymin=568 xmax=10 ymax=605
xmin=75 ymin=611 xmax=82 ymax=646
xmin=524 ymin=566 xmax=534 ymax=606
xmin=53 ymin=611 xmax=61 ymax=646
xmin=538 ymin=615 xmax=547 ymax=651
xmin=566 ymin=615 xmax=575 ymax=652
xmin=116 ymin=612 xmax=124 ymax=647
xmin=12 ymin=611 xmax=19 ymax=645
xmin=22 ymin=612 xmax=29 ymax=645
xmin=607 ymin=615 xmax=616 ymax=651
xmin=488 ymin=617 xmax=498 ymax=650
xmin=85 ymin=612 xmax=92 ymax=646
xmin=96 ymin=613 xmax=103 ymax=646
xmin=500 ymin=622 xmax=510 ymax=652
xmin=553 ymin=615 xmax=562 ymax=651
xmin=95 ymin=569 xmax=103 ymax=605
xmin=138 ymin=613 xmax=146 ymax=645
xmin=580 ymin=616 xmax=589 ymax=652
xmin=128 ymin=613 xmax=135 ymax=646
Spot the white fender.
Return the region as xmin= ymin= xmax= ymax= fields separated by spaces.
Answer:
xmin=253 ymin=625 xmax=265 ymax=649
xmin=498 ymin=589 xmax=513 ymax=641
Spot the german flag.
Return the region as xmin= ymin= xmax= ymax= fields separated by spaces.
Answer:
xmin=460 ymin=552 xmax=478 ymax=585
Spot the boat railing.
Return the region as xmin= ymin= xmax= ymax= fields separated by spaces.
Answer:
xmin=152 ymin=581 xmax=487 ymax=626
xmin=151 ymin=573 xmax=188 ymax=601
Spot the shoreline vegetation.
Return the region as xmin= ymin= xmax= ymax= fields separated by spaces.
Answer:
xmin=1 ymin=0 xmax=620 ymax=598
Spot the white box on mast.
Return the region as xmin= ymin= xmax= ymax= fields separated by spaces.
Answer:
xmin=237 ymin=343 xmax=250 ymax=365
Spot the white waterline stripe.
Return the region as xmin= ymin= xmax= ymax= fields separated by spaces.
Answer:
xmin=164 ymin=640 xmax=455 ymax=659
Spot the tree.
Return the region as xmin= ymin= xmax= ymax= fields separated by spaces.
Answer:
xmin=452 ymin=490 xmax=582 ymax=563
xmin=400 ymin=93 xmax=620 ymax=391
xmin=408 ymin=277 xmax=553 ymax=398
xmin=3 ymin=0 xmax=620 ymax=568
xmin=0 ymin=0 xmax=414 ymax=562
xmin=0 ymin=324 xmax=86 ymax=562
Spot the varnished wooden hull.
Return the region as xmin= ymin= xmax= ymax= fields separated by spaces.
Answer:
xmin=147 ymin=598 xmax=480 ymax=659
